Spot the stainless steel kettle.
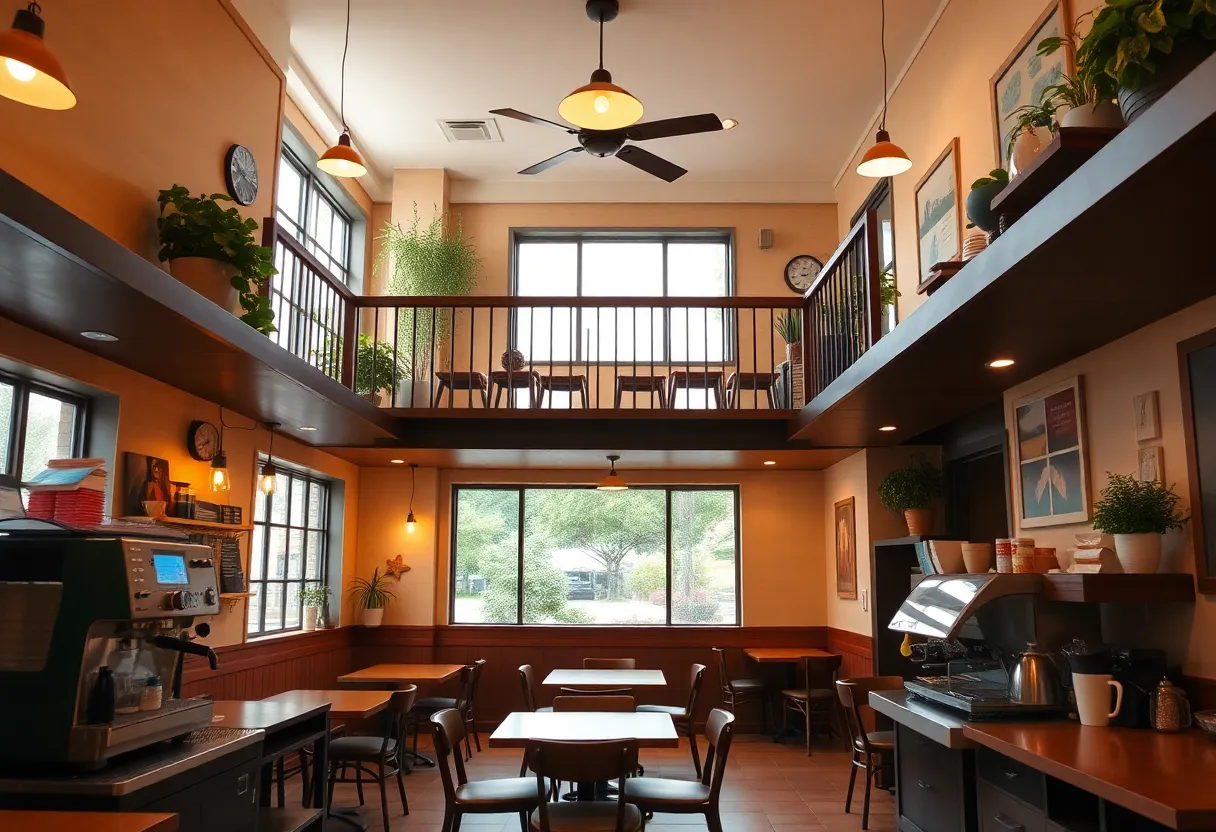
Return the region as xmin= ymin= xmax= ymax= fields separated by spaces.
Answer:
xmin=1007 ymin=642 xmax=1065 ymax=705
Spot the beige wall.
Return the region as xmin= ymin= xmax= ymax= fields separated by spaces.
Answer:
xmin=356 ymin=466 xmax=440 ymax=626
xmin=1003 ymin=298 xmax=1216 ymax=677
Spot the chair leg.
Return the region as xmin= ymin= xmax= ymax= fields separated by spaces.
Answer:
xmin=355 ymin=764 xmax=365 ymax=806
xmin=275 ymin=757 xmax=286 ymax=808
xmin=452 ymin=812 xmax=463 ymax=832
xmin=396 ymin=761 xmax=409 ymax=814
xmin=805 ymin=704 xmax=813 ymax=757
xmin=706 ymin=808 xmax=724 ymax=832
xmin=519 ymin=811 xmax=529 ymax=832
xmin=327 ymin=761 xmax=338 ymax=811
xmin=845 ymin=761 xmax=858 ymax=813
xmin=299 ymin=751 xmax=310 ymax=808
xmin=687 ymin=724 xmax=702 ymax=779
xmin=862 ymin=758 xmax=874 ymax=830
xmin=378 ymin=762 xmax=391 ymax=831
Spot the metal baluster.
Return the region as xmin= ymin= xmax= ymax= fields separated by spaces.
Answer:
xmin=632 ymin=306 xmax=637 ymax=409
xmin=750 ymin=307 xmax=757 ymax=410
xmin=430 ymin=306 xmax=438 ymax=409
xmin=613 ymin=308 xmax=619 ymax=409
xmin=529 ymin=307 xmax=536 ymax=410
xmin=489 ymin=306 xmax=499 ymax=409
xmin=391 ymin=300 xmax=401 ymax=407
xmin=468 ymin=307 xmax=476 ymax=409
xmin=596 ymin=307 xmax=601 ymax=410
xmin=371 ymin=307 xmax=379 ymax=402
xmin=548 ymin=306 xmax=554 ymax=411
xmin=568 ymin=304 xmax=574 ymax=411
xmin=684 ymin=306 xmax=690 ymax=411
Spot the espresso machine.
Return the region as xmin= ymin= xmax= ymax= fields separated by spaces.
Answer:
xmin=0 ymin=525 xmax=221 ymax=767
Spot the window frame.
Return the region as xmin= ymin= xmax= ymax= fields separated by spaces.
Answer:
xmin=247 ymin=458 xmax=332 ymax=638
xmin=448 ymin=483 xmax=742 ymax=627
xmin=275 ymin=142 xmax=356 ymax=285
xmin=508 ymin=229 xmax=737 ymax=365
xmin=0 ymin=370 xmax=89 ymax=480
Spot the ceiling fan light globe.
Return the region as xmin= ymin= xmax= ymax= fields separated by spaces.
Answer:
xmin=559 ymin=80 xmax=643 ymax=130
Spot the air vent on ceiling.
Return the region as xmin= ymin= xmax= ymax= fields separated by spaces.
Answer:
xmin=438 ymin=119 xmax=503 ymax=143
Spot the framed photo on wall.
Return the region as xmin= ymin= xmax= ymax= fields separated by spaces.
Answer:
xmin=1178 ymin=328 xmax=1216 ymax=593
xmin=914 ymin=137 xmax=962 ymax=285
xmin=990 ymin=0 xmax=1074 ymax=169
xmin=1011 ymin=375 xmax=1091 ymax=528
xmin=835 ymin=497 xmax=857 ymax=600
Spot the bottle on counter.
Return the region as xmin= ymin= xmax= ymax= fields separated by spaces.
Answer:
xmin=87 ymin=666 xmax=116 ymax=724
xmin=140 ymin=676 xmax=163 ymax=711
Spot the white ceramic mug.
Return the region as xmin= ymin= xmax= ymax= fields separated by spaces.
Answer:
xmin=1073 ymin=673 xmax=1124 ymax=727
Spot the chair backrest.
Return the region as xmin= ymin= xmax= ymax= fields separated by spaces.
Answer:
xmin=559 ymin=686 xmax=633 ymax=697
xmin=837 ymin=676 xmax=904 ymax=754
xmin=528 ymin=739 xmax=638 ymax=832
xmin=583 ymin=657 xmax=636 ymax=669
xmin=430 ymin=708 xmax=470 ymax=800
xmin=711 ymin=647 xmax=731 ymax=695
xmin=700 ymin=708 xmax=736 ymax=797
xmin=467 ymin=658 xmax=487 ymax=711
xmin=454 ymin=664 xmax=476 ymax=713
xmin=685 ymin=663 xmax=707 ymax=716
xmin=519 ymin=664 xmax=540 ymax=711
xmin=378 ymin=684 xmax=417 ymax=760
xmin=805 ymin=654 xmax=844 ymax=691
xmin=552 ymin=694 xmax=636 ymax=712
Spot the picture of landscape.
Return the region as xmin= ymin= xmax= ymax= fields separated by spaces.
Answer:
xmin=915 ymin=139 xmax=961 ymax=283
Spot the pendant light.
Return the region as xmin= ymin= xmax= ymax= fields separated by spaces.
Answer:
xmin=597 ymin=454 xmax=628 ymax=491
xmin=259 ymin=422 xmax=281 ymax=496
xmin=857 ymin=0 xmax=911 ymax=178
xmin=210 ymin=421 xmax=230 ymax=493
xmin=559 ymin=1 xmax=642 ymax=131
xmin=317 ymin=0 xmax=366 ymax=178
xmin=0 ymin=2 xmax=75 ymax=110
xmin=405 ymin=463 xmax=418 ymax=533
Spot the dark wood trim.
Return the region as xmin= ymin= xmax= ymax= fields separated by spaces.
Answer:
xmin=804 ymin=214 xmax=867 ymax=302
xmin=351 ymin=295 xmax=801 ymax=310
xmin=1178 ymin=327 xmax=1216 ymax=594
xmin=263 ymin=218 xmax=357 ymax=302
xmin=912 ymin=137 xmax=963 ymax=282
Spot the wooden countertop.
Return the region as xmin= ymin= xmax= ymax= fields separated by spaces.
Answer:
xmin=869 ymin=690 xmax=973 ymax=749
xmin=261 ymin=689 xmax=391 ymax=720
xmin=0 ymin=812 xmax=177 ymax=832
xmin=210 ymin=699 xmax=329 ymax=731
xmin=963 ymin=721 xmax=1216 ymax=830
xmin=337 ymin=663 xmax=464 ymax=684
xmin=744 ymin=647 xmax=835 ymax=662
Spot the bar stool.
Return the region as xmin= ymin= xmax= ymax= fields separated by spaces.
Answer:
xmin=490 ymin=369 xmax=541 ymax=408
xmin=614 ymin=374 xmax=667 ymax=408
xmin=668 ymin=370 xmax=725 ymax=408
xmin=725 ymin=371 xmax=779 ymax=409
xmin=433 ymin=371 xmax=489 ymax=407
xmin=538 ymin=373 xmax=590 ymax=407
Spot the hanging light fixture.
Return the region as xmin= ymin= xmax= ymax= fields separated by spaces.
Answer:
xmin=210 ymin=421 xmax=231 ymax=493
xmin=0 ymin=2 xmax=75 ymax=110
xmin=259 ymin=422 xmax=281 ymax=496
xmin=559 ymin=0 xmax=642 ymax=131
xmin=857 ymin=0 xmax=911 ymax=178
xmin=405 ymin=463 xmax=418 ymax=533
xmin=597 ymin=454 xmax=628 ymax=491
xmin=317 ymin=0 xmax=366 ymax=178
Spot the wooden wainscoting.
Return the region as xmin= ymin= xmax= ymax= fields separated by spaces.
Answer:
xmin=827 ymin=628 xmax=874 ymax=680
xmin=181 ymin=628 xmax=353 ymax=700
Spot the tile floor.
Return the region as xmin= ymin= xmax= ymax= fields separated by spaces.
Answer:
xmin=293 ymin=732 xmax=896 ymax=832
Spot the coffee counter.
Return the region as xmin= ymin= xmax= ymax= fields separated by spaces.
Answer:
xmin=0 ymin=811 xmax=178 ymax=832
xmin=871 ymin=689 xmax=1216 ymax=831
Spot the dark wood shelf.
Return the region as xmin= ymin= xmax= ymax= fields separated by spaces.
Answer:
xmin=792 ymin=53 xmax=1216 ymax=447
xmin=991 ymin=127 xmax=1122 ymax=220
xmin=1042 ymin=572 xmax=1195 ymax=603
xmin=257 ymin=807 xmax=324 ymax=832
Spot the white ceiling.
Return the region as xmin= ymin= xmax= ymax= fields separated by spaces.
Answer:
xmin=283 ymin=0 xmax=941 ymax=203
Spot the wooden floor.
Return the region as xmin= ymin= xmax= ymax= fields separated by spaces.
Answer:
xmin=291 ymin=733 xmax=896 ymax=832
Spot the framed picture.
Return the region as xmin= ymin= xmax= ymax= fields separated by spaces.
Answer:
xmin=990 ymin=0 xmax=1074 ymax=169
xmin=1133 ymin=391 xmax=1161 ymax=440
xmin=914 ymin=138 xmax=962 ymax=285
xmin=1178 ymin=328 xmax=1216 ymax=593
xmin=1011 ymin=375 xmax=1091 ymax=528
xmin=122 ymin=452 xmax=172 ymax=517
xmin=1138 ymin=446 xmax=1164 ymax=484
xmin=834 ymin=497 xmax=857 ymax=600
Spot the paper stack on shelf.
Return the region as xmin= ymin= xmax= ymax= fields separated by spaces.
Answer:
xmin=25 ymin=458 xmax=108 ymax=525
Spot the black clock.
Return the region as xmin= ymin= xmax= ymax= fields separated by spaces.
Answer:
xmin=187 ymin=420 xmax=221 ymax=462
xmin=784 ymin=254 xmax=824 ymax=294
xmin=224 ymin=144 xmax=258 ymax=206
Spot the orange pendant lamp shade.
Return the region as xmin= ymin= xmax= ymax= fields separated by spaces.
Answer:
xmin=857 ymin=129 xmax=911 ymax=178
xmin=318 ymin=131 xmax=367 ymax=178
xmin=559 ymin=68 xmax=643 ymax=131
xmin=0 ymin=3 xmax=75 ymax=110
xmin=597 ymin=454 xmax=628 ymax=491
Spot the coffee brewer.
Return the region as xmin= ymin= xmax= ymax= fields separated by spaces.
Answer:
xmin=0 ymin=528 xmax=221 ymax=767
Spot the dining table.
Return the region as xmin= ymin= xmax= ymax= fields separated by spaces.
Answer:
xmin=542 ymin=668 xmax=667 ymax=688
xmin=336 ymin=663 xmax=465 ymax=767
xmin=743 ymin=647 xmax=840 ymax=741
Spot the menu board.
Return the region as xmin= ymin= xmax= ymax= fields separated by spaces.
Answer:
xmin=219 ymin=538 xmax=245 ymax=593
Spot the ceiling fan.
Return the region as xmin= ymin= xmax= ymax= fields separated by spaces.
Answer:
xmin=490 ymin=0 xmax=736 ymax=183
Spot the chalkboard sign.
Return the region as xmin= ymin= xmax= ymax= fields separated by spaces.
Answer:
xmin=219 ymin=538 xmax=245 ymax=593
xmin=1179 ymin=329 xmax=1216 ymax=593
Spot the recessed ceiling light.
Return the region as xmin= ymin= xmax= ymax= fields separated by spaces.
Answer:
xmin=721 ymin=118 xmax=739 ymax=130
xmin=390 ymin=459 xmax=405 ymax=464
xmin=299 ymin=425 xmax=318 ymax=432
xmin=80 ymin=330 xmax=118 ymax=342
xmin=879 ymin=425 xmax=897 ymax=432
xmin=763 ymin=460 xmax=777 ymax=466
xmin=987 ymin=358 xmax=1016 ymax=368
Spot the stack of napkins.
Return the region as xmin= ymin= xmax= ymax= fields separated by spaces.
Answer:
xmin=25 ymin=458 xmax=108 ymax=525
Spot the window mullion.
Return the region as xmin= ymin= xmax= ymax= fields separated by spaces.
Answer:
xmin=516 ymin=487 xmax=525 ymax=625
xmin=665 ymin=488 xmax=673 ymax=626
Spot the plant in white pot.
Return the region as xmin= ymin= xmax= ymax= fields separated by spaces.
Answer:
xmin=1036 ymin=20 xmax=1125 ymax=130
xmin=349 ymin=567 xmax=395 ymax=626
xmin=878 ymin=459 xmax=944 ymax=536
xmin=156 ymin=186 xmax=276 ymax=334
xmin=354 ymin=334 xmax=409 ymax=406
xmin=300 ymin=584 xmax=328 ymax=632
xmin=1092 ymin=472 xmax=1189 ymax=573
xmin=1005 ymin=101 xmax=1058 ymax=177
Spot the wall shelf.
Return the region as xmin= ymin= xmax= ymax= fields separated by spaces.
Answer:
xmin=219 ymin=591 xmax=256 ymax=613
xmin=1042 ymin=572 xmax=1195 ymax=604
xmin=120 ymin=516 xmax=252 ymax=538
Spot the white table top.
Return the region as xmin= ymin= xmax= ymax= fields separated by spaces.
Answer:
xmin=542 ymin=669 xmax=668 ymax=687
xmin=489 ymin=711 xmax=680 ymax=748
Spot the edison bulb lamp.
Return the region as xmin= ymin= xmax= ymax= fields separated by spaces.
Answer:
xmin=210 ymin=452 xmax=231 ymax=493
xmin=259 ymin=459 xmax=277 ymax=496
xmin=558 ymin=68 xmax=642 ymax=131
xmin=405 ymin=510 xmax=417 ymax=534
xmin=0 ymin=3 xmax=75 ymax=110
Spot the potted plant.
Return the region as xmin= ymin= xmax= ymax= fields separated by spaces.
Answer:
xmin=1036 ymin=21 xmax=1126 ymax=130
xmin=879 ymin=268 xmax=900 ymax=336
xmin=966 ymin=169 xmax=1010 ymax=237
xmin=349 ymin=567 xmax=395 ymax=627
xmin=354 ymin=333 xmax=409 ymax=406
xmin=775 ymin=309 xmax=804 ymax=408
xmin=878 ymin=459 xmax=944 ymax=535
xmin=1073 ymin=0 xmax=1216 ymax=124
xmin=1092 ymin=472 xmax=1189 ymax=573
xmin=375 ymin=204 xmax=480 ymax=400
xmin=1006 ymin=101 xmax=1058 ymax=177
xmin=156 ymin=186 xmax=276 ymax=334
xmin=300 ymin=584 xmax=328 ymax=632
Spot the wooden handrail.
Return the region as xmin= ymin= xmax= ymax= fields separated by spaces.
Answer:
xmin=262 ymin=218 xmax=358 ymax=303
xmin=349 ymin=295 xmax=803 ymax=309
xmin=804 ymin=212 xmax=870 ymax=301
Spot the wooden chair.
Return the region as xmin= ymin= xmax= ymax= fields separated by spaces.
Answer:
xmin=552 ymin=695 xmax=636 ymax=712
xmin=490 ymin=369 xmax=542 ymax=408
xmin=583 ymin=658 xmax=636 ymax=669
xmin=432 ymin=708 xmax=542 ymax=832
xmin=537 ymin=373 xmax=590 ymax=408
xmin=667 ymin=369 xmax=725 ymax=409
xmin=411 ymin=664 xmax=476 ymax=760
xmin=637 ymin=663 xmax=706 ymax=777
xmin=527 ymin=739 xmax=642 ymax=832
xmin=622 ymin=708 xmax=735 ymax=832
xmin=837 ymin=676 xmax=902 ymax=830
xmin=724 ymin=371 xmax=779 ymax=409
xmin=519 ymin=664 xmax=553 ymax=713
xmin=614 ymin=374 xmax=667 ymax=408
xmin=781 ymin=654 xmax=844 ymax=756
xmin=327 ymin=685 xmax=416 ymax=832
xmin=711 ymin=647 xmax=768 ymax=732
xmin=434 ymin=371 xmax=489 ymax=407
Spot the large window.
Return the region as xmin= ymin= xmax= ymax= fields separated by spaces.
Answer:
xmin=0 ymin=372 xmax=87 ymax=484
xmin=248 ymin=461 xmax=330 ymax=637
xmin=451 ymin=485 xmax=740 ymax=626
xmin=275 ymin=144 xmax=354 ymax=284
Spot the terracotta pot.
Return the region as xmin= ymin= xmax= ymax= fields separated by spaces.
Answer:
xmin=1009 ymin=126 xmax=1053 ymax=178
xmin=362 ymin=607 xmax=384 ymax=627
xmin=961 ymin=543 xmax=992 ymax=574
xmin=169 ymin=257 xmax=241 ymax=314
xmin=1059 ymin=99 xmax=1125 ymax=130
xmin=1118 ymin=40 xmax=1215 ymax=124
xmin=1113 ymin=533 xmax=1162 ymax=574
xmin=904 ymin=508 xmax=934 ymax=536
xmin=303 ymin=606 xmax=318 ymax=632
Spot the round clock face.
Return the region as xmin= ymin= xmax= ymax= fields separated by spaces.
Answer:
xmin=188 ymin=420 xmax=221 ymax=462
xmin=785 ymin=254 xmax=824 ymax=294
xmin=225 ymin=144 xmax=258 ymax=206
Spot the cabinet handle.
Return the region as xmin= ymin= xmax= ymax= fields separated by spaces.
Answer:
xmin=993 ymin=813 xmax=1025 ymax=831
xmin=916 ymin=779 xmax=932 ymax=790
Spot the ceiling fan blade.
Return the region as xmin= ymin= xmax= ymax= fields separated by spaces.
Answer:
xmin=490 ymin=108 xmax=574 ymax=132
xmin=519 ymin=147 xmax=585 ymax=175
xmin=625 ymin=114 xmax=724 ymax=142
xmin=616 ymin=145 xmax=687 ymax=182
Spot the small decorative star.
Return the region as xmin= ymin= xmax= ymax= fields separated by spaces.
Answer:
xmin=385 ymin=554 xmax=411 ymax=579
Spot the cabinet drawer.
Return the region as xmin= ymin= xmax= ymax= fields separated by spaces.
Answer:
xmin=897 ymin=724 xmax=967 ymax=832
xmin=979 ymin=781 xmax=1045 ymax=832
xmin=978 ymin=746 xmax=1045 ymax=810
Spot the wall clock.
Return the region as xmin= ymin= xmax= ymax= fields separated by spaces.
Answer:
xmin=224 ymin=144 xmax=258 ymax=206
xmin=187 ymin=420 xmax=221 ymax=462
xmin=785 ymin=254 xmax=824 ymax=294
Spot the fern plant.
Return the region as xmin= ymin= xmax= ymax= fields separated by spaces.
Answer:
xmin=1092 ymin=472 xmax=1189 ymax=535
xmin=349 ymin=568 xmax=395 ymax=610
xmin=775 ymin=309 xmax=802 ymax=344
